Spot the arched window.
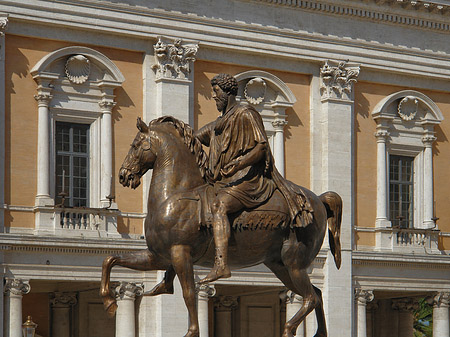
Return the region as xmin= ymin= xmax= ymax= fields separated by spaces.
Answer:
xmin=234 ymin=71 xmax=296 ymax=177
xmin=372 ymin=90 xmax=443 ymax=230
xmin=31 ymin=47 xmax=124 ymax=233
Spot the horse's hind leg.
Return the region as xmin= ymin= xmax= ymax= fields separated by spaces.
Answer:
xmin=171 ymin=245 xmax=199 ymax=337
xmin=100 ymin=250 xmax=166 ymax=317
xmin=265 ymin=260 xmax=326 ymax=337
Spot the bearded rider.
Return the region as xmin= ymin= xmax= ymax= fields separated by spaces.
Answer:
xmin=195 ymin=73 xmax=313 ymax=284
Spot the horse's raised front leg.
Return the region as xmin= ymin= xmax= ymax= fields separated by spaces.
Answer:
xmin=171 ymin=244 xmax=199 ymax=337
xmin=100 ymin=249 xmax=166 ymax=317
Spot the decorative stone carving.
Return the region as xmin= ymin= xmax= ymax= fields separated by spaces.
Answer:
xmin=34 ymin=93 xmax=53 ymax=107
xmin=374 ymin=129 xmax=390 ymax=140
xmin=433 ymin=292 xmax=450 ymax=308
xmin=65 ymin=55 xmax=91 ymax=84
xmin=391 ymin=298 xmax=419 ymax=312
xmin=197 ymin=284 xmax=216 ymax=298
xmin=4 ymin=279 xmax=31 ymax=296
xmin=398 ymin=96 xmax=418 ymax=121
xmin=320 ymin=60 xmax=360 ymax=101
xmin=99 ymin=100 xmax=117 ymax=111
xmin=214 ymin=295 xmax=239 ymax=310
xmin=50 ymin=292 xmax=77 ymax=307
xmin=355 ymin=289 xmax=374 ymax=305
xmin=0 ymin=17 xmax=8 ymax=36
xmin=272 ymin=119 xmax=288 ymax=130
xmin=244 ymin=77 xmax=266 ymax=105
xmin=114 ymin=282 xmax=144 ymax=300
xmin=422 ymin=134 xmax=437 ymax=145
xmin=152 ymin=37 xmax=198 ymax=80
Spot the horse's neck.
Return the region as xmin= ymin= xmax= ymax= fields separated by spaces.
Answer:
xmin=148 ymin=128 xmax=204 ymax=207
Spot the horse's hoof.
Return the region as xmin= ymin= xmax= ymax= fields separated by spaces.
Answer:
xmin=103 ymin=297 xmax=118 ymax=318
xmin=183 ymin=329 xmax=199 ymax=337
xmin=144 ymin=282 xmax=174 ymax=296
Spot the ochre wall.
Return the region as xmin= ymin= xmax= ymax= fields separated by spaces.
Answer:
xmin=355 ymin=81 xmax=450 ymax=249
xmin=5 ymin=35 xmax=143 ymax=233
xmin=194 ymin=61 xmax=311 ymax=188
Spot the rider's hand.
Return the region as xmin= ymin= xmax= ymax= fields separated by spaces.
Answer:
xmin=221 ymin=160 xmax=241 ymax=177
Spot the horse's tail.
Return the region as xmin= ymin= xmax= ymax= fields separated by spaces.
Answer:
xmin=319 ymin=191 xmax=342 ymax=270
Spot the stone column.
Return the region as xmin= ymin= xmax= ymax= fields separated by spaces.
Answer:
xmin=4 ymin=279 xmax=31 ymax=337
xmin=214 ymin=295 xmax=238 ymax=337
xmin=422 ymin=135 xmax=437 ymax=228
xmin=375 ymin=129 xmax=390 ymax=227
xmin=433 ymin=292 xmax=450 ymax=337
xmin=272 ymin=119 xmax=287 ymax=177
xmin=34 ymin=92 xmax=53 ymax=206
xmin=50 ymin=292 xmax=77 ymax=337
xmin=319 ymin=60 xmax=360 ymax=337
xmin=285 ymin=291 xmax=304 ymax=337
xmin=197 ymin=284 xmax=216 ymax=337
xmin=152 ymin=37 xmax=198 ymax=125
xmin=355 ymin=289 xmax=374 ymax=337
xmin=114 ymin=282 xmax=144 ymax=337
xmin=392 ymin=298 xmax=418 ymax=337
xmin=0 ymin=15 xmax=8 ymax=236
xmin=99 ymin=100 xmax=116 ymax=206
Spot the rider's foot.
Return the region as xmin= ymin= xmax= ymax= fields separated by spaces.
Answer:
xmin=198 ymin=264 xmax=231 ymax=284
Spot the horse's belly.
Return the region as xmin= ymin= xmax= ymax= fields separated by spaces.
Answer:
xmin=196 ymin=229 xmax=285 ymax=269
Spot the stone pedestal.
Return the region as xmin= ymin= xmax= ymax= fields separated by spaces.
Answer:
xmin=197 ymin=284 xmax=216 ymax=337
xmin=433 ymin=292 xmax=450 ymax=337
xmin=4 ymin=279 xmax=31 ymax=337
xmin=114 ymin=282 xmax=144 ymax=337
xmin=50 ymin=292 xmax=77 ymax=337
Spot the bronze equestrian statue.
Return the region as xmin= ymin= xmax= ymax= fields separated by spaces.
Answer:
xmin=100 ymin=74 xmax=342 ymax=337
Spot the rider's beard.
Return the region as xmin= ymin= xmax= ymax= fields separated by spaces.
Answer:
xmin=215 ymin=93 xmax=228 ymax=114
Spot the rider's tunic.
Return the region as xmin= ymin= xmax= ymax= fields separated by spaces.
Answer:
xmin=196 ymin=104 xmax=313 ymax=228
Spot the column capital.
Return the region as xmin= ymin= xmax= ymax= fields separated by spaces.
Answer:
xmin=432 ymin=292 xmax=450 ymax=308
xmin=50 ymin=292 xmax=77 ymax=307
xmin=196 ymin=284 xmax=216 ymax=299
xmin=4 ymin=279 xmax=31 ymax=296
xmin=34 ymin=93 xmax=53 ymax=107
xmin=99 ymin=100 xmax=116 ymax=112
xmin=213 ymin=295 xmax=238 ymax=311
xmin=114 ymin=281 xmax=144 ymax=300
xmin=320 ymin=59 xmax=360 ymax=102
xmin=391 ymin=298 xmax=419 ymax=312
xmin=422 ymin=134 xmax=437 ymax=146
xmin=0 ymin=16 xmax=8 ymax=36
xmin=285 ymin=290 xmax=303 ymax=305
xmin=355 ymin=289 xmax=374 ymax=305
xmin=152 ymin=36 xmax=198 ymax=80
xmin=272 ymin=119 xmax=288 ymax=130
xmin=374 ymin=129 xmax=390 ymax=141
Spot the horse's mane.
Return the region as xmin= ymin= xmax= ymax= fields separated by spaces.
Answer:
xmin=149 ymin=116 xmax=210 ymax=181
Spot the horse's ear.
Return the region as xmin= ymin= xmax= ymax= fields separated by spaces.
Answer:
xmin=137 ymin=117 xmax=149 ymax=133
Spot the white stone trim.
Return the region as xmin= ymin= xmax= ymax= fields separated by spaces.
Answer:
xmin=372 ymin=90 xmax=443 ymax=242
xmin=0 ymin=14 xmax=8 ymax=235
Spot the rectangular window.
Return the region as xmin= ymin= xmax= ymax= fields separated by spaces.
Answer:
xmin=389 ymin=155 xmax=414 ymax=228
xmin=55 ymin=122 xmax=89 ymax=207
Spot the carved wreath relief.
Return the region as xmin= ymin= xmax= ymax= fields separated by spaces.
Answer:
xmin=397 ymin=96 xmax=418 ymax=121
xmin=152 ymin=37 xmax=198 ymax=80
xmin=244 ymin=77 xmax=267 ymax=105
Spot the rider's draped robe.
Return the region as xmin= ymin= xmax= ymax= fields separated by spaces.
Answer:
xmin=196 ymin=103 xmax=313 ymax=228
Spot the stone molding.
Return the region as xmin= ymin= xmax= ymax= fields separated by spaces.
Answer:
xmin=50 ymin=292 xmax=77 ymax=307
xmin=4 ymin=279 xmax=31 ymax=296
xmin=433 ymin=292 xmax=450 ymax=308
xmin=98 ymin=100 xmax=117 ymax=112
xmin=249 ymin=0 xmax=450 ymax=32
xmin=285 ymin=290 xmax=303 ymax=304
xmin=391 ymin=298 xmax=419 ymax=312
xmin=355 ymin=288 xmax=374 ymax=304
xmin=152 ymin=37 xmax=198 ymax=80
xmin=214 ymin=295 xmax=239 ymax=311
xmin=114 ymin=281 xmax=144 ymax=300
xmin=0 ymin=16 xmax=8 ymax=36
xmin=320 ymin=60 xmax=360 ymax=102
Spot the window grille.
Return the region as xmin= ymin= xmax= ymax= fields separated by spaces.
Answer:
xmin=389 ymin=155 xmax=414 ymax=228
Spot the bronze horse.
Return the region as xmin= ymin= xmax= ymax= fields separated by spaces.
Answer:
xmin=100 ymin=116 xmax=342 ymax=337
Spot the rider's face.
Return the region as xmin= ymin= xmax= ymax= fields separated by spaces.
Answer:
xmin=212 ymin=84 xmax=228 ymax=113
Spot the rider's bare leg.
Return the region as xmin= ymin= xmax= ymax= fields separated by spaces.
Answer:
xmin=199 ymin=192 xmax=243 ymax=284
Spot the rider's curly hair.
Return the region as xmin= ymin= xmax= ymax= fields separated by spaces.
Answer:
xmin=211 ymin=73 xmax=238 ymax=96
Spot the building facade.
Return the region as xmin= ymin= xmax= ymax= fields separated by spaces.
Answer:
xmin=0 ymin=0 xmax=450 ymax=336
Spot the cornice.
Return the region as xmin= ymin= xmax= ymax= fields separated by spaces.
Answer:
xmin=353 ymin=251 xmax=450 ymax=269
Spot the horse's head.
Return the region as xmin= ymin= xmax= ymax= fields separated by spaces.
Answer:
xmin=119 ymin=117 xmax=156 ymax=189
